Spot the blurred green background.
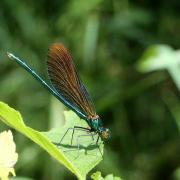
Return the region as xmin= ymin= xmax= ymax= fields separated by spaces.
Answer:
xmin=0 ymin=0 xmax=180 ymax=179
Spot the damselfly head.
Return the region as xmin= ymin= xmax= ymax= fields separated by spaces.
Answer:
xmin=99 ymin=128 xmax=111 ymax=141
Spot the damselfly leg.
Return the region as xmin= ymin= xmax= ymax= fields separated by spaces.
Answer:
xmin=59 ymin=126 xmax=94 ymax=145
xmin=59 ymin=126 xmax=102 ymax=158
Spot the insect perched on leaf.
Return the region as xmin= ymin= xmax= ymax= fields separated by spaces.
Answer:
xmin=7 ymin=43 xmax=110 ymax=153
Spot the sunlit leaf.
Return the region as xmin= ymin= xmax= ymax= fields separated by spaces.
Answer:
xmin=137 ymin=45 xmax=175 ymax=72
xmin=91 ymin=171 xmax=104 ymax=180
xmin=0 ymin=101 xmax=103 ymax=179
xmin=91 ymin=171 xmax=122 ymax=180
xmin=137 ymin=44 xmax=180 ymax=90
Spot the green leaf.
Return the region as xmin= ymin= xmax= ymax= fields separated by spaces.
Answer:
xmin=91 ymin=171 xmax=122 ymax=180
xmin=91 ymin=171 xmax=104 ymax=180
xmin=136 ymin=44 xmax=180 ymax=90
xmin=137 ymin=45 xmax=175 ymax=72
xmin=0 ymin=101 xmax=103 ymax=180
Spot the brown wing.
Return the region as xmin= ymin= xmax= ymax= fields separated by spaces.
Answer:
xmin=47 ymin=43 xmax=96 ymax=117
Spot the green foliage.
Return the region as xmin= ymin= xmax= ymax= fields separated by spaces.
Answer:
xmin=0 ymin=102 xmax=103 ymax=179
xmin=137 ymin=45 xmax=175 ymax=72
xmin=137 ymin=45 xmax=180 ymax=90
xmin=91 ymin=171 xmax=122 ymax=180
xmin=0 ymin=0 xmax=180 ymax=179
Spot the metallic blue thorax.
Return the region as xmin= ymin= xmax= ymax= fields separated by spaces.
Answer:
xmin=88 ymin=118 xmax=103 ymax=132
